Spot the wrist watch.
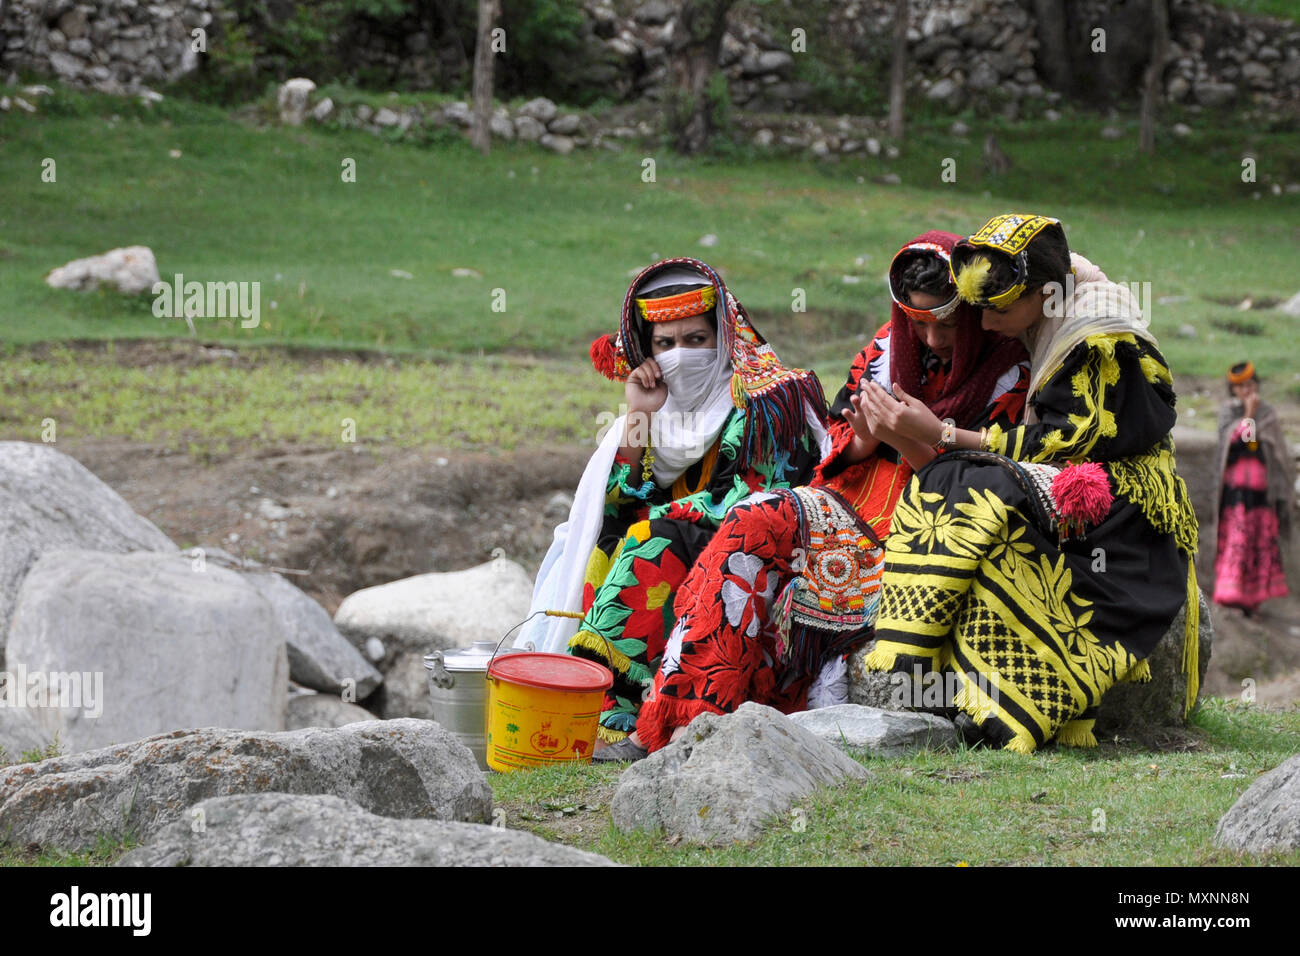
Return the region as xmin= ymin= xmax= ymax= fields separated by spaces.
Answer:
xmin=935 ymin=418 xmax=958 ymax=451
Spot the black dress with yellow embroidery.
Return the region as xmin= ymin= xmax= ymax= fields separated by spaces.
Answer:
xmin=864 ymin=332 xmax=1200 ymax=753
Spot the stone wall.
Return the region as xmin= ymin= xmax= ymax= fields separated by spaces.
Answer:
xmin=2 ymin=0 xmax=1298 ymax=116
xmin=0 ymin=0 xmax=212 ymax=93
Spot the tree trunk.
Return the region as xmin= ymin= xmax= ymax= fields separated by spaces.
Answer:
xmin=1139 ymin=0 xmax=1170 ymax=153
xmin=470 ymin=0 xmax=499 ymax=155
xmin=668 ymin=0 xmax=735 ymax=155
xmin=887 ymin=0 xmax=908 ymax=140
xmin=1033 ymin=0 xmax=1072 ymax=95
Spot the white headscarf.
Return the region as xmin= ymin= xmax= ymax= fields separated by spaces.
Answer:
xmin=1021 ymin=253 xmax=1160 ymax=424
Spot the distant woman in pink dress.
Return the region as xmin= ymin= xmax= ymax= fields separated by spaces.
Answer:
xmin=1213 ymin=361 xmax=1294 ymax=615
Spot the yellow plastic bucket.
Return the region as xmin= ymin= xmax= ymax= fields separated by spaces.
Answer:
xmin=485 ymin=653 xmax=613 ymax=772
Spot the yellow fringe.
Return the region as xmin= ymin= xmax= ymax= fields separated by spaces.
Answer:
xmin=1183 ymin=562 xmax=1200 ymax=717
xmin=596 ymin=725 xmax=627 ymax=744
xmin=1125 ymin=658 xmax=1151 ymax=684
xmin=1056 ymin=718 xmax=1098 ymax=748
xmin=569 ymin=629 xmax=631 ymax=676
xmin=1004 ymin=733 xmax=1038 ymax=755
xmin=860 ymin=641 xmax=941 ymax=674
xmin=952 ymin=673 xmax=1000 ymax=726
xmin=860 ymin=643 xmax=900 ymax=673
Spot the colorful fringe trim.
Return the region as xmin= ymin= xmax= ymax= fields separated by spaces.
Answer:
xmin=596 ymin=724 xmax=629 ymax=745
xmin=637 ymin=694 xmax=722 ymax=752
xmin=736 ymin=370 xmax=828 ymax=466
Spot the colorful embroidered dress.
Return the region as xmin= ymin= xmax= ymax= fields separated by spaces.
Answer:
xmin=521 ymin=257 xmax=827 ymax=744
xmin=865 ymin=239 xmax=1200 ymax=754
xmin=576 ymin=405 xmax=823 ymax=740
xmin=1213 ymin=394 xmax=1292 ymax=612
xmin=635 ymin=231 xmax=1031 ymax=750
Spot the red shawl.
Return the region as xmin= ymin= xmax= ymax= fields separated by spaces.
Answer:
xmin=887 ymin=229 xmax=1028 ymax=428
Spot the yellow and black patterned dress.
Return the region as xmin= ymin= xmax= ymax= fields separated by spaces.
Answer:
xmin=864 ymin=331 xmax=1200 ymax=753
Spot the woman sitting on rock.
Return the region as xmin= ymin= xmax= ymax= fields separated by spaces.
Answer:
xmin=519 ymin=257 xmax=828 ymax=748
xmin=858 ymin=214 xmax=1200 ymax=753
xmin=602 ymin=230 xmax=1032 ymax=762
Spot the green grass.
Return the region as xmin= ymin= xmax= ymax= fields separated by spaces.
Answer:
xmin=1210 ymin=0 xmax=1300 ymax=23
xmin=0 ymin=832 xmax=138 ymax=868
xmin=490 ymin=697 xmax=1300 ymax=866
xmin=1 ymin=87 xmax=1297 ymax=382
xmin=3 ymin=88 xmax=1297 ymax=454
xmin=0 ymin=342 xmax=621 ymax=456
xmin=3 ymin=699 xmax=1293 ymax=866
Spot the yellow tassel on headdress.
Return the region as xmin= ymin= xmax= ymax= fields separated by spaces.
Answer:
xmin=955 ymin=256 xmax=992 ymax=305
xmin=730 ymin=370 xmax=746 ymax=408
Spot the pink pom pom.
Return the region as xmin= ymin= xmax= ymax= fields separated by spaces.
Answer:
xmin=1051 ymin=462 xmax=1113 ymax=527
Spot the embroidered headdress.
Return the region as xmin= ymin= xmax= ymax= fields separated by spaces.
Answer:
xmin=590 ymin=257 xmax=826 ymax=463
xmin=950 ymin=214 xmax=1062 ymax=309
xmin=1227 ymin=361 xmax=1256 ymax=385
xmin=888 ymin=238 xmax=961 ymax=323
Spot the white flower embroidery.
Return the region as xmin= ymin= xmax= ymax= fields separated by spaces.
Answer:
xmin=661 ymin=617 xmax=687 ymax=676
xmin=721 ymin=551 xmax=777 ymax=638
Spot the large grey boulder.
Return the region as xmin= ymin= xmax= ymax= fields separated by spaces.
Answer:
xmin=0 ymin=442 xmax=176 ymax=642
xmin=513 ymin=115 xmax=546 ymax=141
xmin=0 ymin=706 xmax=53 ymax=765
xmin=118 ymin=793 xmax=618 ymax=867
xmin=1214 ymin=754 xmax=1300 ymax=854
xmin=611 ymin=702 xmax=870 ymax=845
xmin=517 ymin=96 xmax=557 ymax=124
xmin=847 ymin=640 xmax=908 ymax=710
xmin=1095 ymin=589 xmax=1213 ymax=736
xmin=334 ymin=559 xmax=533 ymax=719
xmin=1279 ymin=290 xmax=1300 ymax=318
xmin=276 ymin=77 xmax=316 ymax=125
xmin=286 ymin=691 xmax=376 ymax=730
xmin=43 ymin=246 xmax=161 ymax=294
xmin=243 ymin=569 xmax=382 ymax=699
xmin=0 ymin=719 xmax=489 ymax=852
xmin=6 ymin=549 xmax=288 ymax=752
xmin=790 ymin=704 xmax=958 ymax=756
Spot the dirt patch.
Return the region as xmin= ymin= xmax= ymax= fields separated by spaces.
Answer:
xmin=58 ymin=436 xmax=586 ymax=615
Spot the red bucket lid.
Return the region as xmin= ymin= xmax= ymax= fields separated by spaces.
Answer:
xmin=487 ymin=653 xmax=613 ymax=693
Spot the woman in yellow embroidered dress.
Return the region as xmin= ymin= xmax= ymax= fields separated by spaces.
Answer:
xmin=858 ymin=214 xmax=1200 ymax=753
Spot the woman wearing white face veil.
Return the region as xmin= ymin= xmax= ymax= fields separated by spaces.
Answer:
xmin=517 ymin=257 xmax=829 ymax=748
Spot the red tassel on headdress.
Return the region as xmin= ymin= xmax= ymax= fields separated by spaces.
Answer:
xmin=590 ymin=333 xmax=620 ymax=380
xmin=1051 ymin=462 xmax=1113 ymax=540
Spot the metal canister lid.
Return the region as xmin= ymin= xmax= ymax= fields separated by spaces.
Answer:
xmin=423 ymin=639 xmax=517 ymax=674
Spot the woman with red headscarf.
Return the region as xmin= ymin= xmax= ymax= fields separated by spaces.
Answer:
xmin=596 ymin=230 xmax=1031 ymax=761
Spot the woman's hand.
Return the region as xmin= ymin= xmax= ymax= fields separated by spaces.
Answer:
xmin=840 ymin=392 xmax=882 ymax=462
xmin=625 ymin=357 xmax=669 ymax=415
xmin=1243 ymin=384 xmax=1260 ymax=422
xmin=858 ymin=388 xmax=938 ymax=470
xmin=862 ymin=382 xmax=944 ymax=446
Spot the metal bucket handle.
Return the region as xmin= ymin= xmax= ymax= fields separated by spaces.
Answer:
xmin=486 ymin=609 xmax=614 ymax=672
